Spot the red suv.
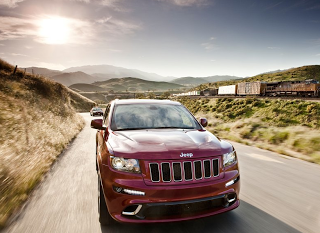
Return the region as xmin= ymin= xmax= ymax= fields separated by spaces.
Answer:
xmin=91 ymin=99 xmax=240 ymax=225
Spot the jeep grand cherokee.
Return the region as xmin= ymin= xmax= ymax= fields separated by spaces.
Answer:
xmin=91 ymin=99 xmax=240 ymax=225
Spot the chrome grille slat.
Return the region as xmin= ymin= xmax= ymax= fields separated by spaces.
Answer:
xmin=149 ymin=158 xmax=220 ymax=183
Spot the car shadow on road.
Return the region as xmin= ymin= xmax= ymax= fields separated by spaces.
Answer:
xmin=100 ymin=201 xmax=301 ymax=233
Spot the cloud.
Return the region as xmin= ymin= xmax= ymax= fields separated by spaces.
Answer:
xmin=95 ymin=16 xmax=141 ymax=35
xmin=73 ymin=0 xmax=91 ymax=2
xmin=265 ymin=1 xmax=283 ymax=10
xmin=201 ymin=37 xmax=218 ymax=50
xmin=0 ymin=15 xmax=94 ymax=45
xmin=0 ymin=17 xmax=37 ymax=40
xmin=158 ymin=0 xmax=210 ymax=7
xmin=316 ymin=54 xmax=320 ymax=56
xmin=71 ymin=0 xmax=129 ymax=12
xmin=201 ymin=42 xmax=214 ymax=50
xmin=99 ymin=0 xmax=130 ymax=12
xmin=268 ymin=46 xmax=280 ymax=50
xmin=11 ymin=53 xmax=28 ymax=57
xmin=95 ymin=16 xmax=112 ymax=24
xmin=35 ymin=16 xmax=94 ymax=45
xmin=0 ymin=0 xmax=24 ymax=8
xmin=0 ymin=13 xmax=141 ymax=45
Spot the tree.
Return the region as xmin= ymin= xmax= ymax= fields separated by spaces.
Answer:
xmin=135 ymin=93 xmax=145 ymax=99
xmin=161 ymin=91 xmax=170 ymax=99
xmin=147 ymin=92 xmax=156 ymax=99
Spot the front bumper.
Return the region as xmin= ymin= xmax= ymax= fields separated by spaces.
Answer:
xmin=99 ymin=164 xmax=240 ymax=223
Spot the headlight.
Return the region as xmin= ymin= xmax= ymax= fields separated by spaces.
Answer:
xmin=223 ymin=151 xmax=237 ymax=167
xmin=110 ymin=157 xmax=141 ymax=173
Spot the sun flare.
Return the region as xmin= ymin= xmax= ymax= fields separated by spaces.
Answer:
xmin=38 ymin=17 xmax=70 ymax=44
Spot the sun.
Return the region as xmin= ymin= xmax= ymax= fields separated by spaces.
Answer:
xmin=38 ymin=17 xmax=70 ymax=44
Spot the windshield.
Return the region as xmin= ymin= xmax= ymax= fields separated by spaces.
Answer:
xmin=111 ymin=103 xmax=201 ymax=131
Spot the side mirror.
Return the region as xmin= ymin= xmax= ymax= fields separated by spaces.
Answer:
xmin=91 ymin=119 xmax=106 ymax=130
xmin=199 ymin=118 xmax=208 ymax=127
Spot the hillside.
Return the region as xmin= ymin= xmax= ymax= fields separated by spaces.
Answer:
xmin=91 ymin=73 xmax=113 ymax=81
xmin=24 ymin=67 xmax=63 ymax=77
xmin=50 ymin=71 xmax=97 ymax=86
xmin=203 ymin=75 xmax=243 ymax=82
xmin=193 ymin=65 xmax=320 ymax=91
xmin=244 ymin=65 xmax=320 ymax=82
xmin=172 ymin=77 xmax=209 ymax=86
xmin=0 ymin=59 xmax=95 ymax=228
xmin=172 ymin=75 xmax=243 ymax=86
xmin=93 ymin=77 xmax=184 ymax=92
xmin=63 ymin=64 xmax=175 ymax=82
xmin=177 ymin=97 xmax=320 ymax=165
xmin=69 ymin=83 xmax=107 ymax=92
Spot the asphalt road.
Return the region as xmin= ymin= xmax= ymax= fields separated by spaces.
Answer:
xmin=3 ymin=113 xmax=320 ymax=233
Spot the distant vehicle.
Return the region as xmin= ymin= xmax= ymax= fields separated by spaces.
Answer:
xmin=90 ymin=107 xmax=103 ymax=116
xmin=91 ymin=99 xmax=240 ymax=225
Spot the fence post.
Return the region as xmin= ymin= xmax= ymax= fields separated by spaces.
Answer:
xmin=13 ymin=65 xmax=17 ymax=74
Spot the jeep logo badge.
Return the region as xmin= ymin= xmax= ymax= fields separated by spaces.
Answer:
xmin=180 ymin=152 xmax=193 ymax=158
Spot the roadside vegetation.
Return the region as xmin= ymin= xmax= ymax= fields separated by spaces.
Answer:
xmin=178 ymin=97 xmax=320 ymax=164
xmin=0 ymin=59 xmax=95 ymax=228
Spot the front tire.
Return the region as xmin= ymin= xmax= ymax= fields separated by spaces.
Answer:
xmin=98 ymin=176 xmax=113 ymax=225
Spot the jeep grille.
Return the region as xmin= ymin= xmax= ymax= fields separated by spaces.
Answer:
xmin=149 ymin=159 xmax=219 ymax=183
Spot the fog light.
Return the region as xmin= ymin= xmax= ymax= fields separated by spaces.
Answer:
xmin=225 ymin=176 xmax=240 ymax=187
xmin=113 ymin=186 xmax=145 ymax=196
xmin=225 ymin=180 xmax=234 ymax=187
xmin=123 ymin=189 xmax=145 ymax=196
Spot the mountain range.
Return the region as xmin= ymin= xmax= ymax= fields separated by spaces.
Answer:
xmin=63 ymin=65 xmax=175 ymax=82
xmin=24 ymin=64 xmax=243 ymax=87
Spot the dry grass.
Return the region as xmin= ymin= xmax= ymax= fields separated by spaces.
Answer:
xmin=177 ymin=97 xmax=320 ymax=165
xmin=0 ymin=59 xmax=95 ymax=228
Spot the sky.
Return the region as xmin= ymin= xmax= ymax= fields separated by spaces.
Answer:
xmin=0 ymin=0 xmax=320 ymax=78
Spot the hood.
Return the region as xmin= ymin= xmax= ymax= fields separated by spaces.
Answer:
xmin=108 ymin=129 xmax=232 ymax=160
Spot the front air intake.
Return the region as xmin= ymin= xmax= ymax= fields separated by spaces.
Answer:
xmin=149 ymin=158 xmax=220 ymax=183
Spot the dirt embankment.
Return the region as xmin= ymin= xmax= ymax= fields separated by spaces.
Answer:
xmin=0 ymin=59 xmax=95 ymax=228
